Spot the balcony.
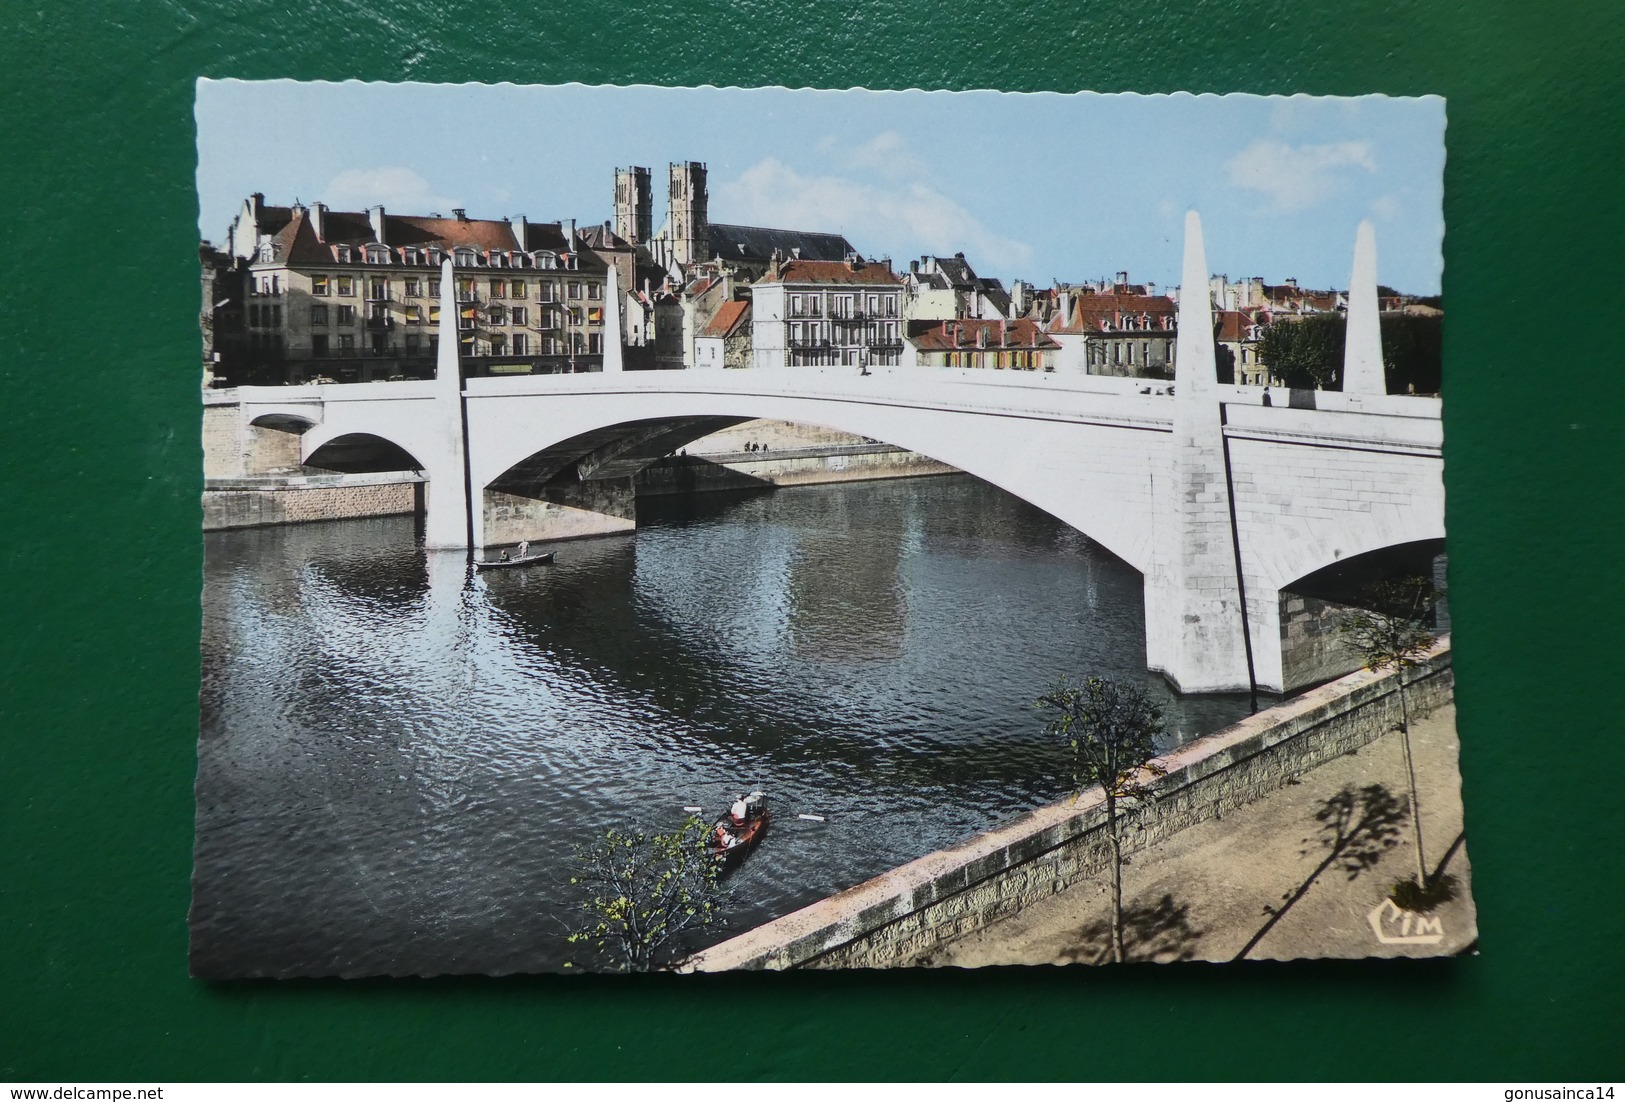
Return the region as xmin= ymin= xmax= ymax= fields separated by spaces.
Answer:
xmin=787 ymin=336 xmax=831 ymax=350
xmin=365 ymin=316 xmax=394 ymax=330
xmin=867 ymin=339 xmax=904 ymax=351
xmin=365 ymin=289 xmax=393 ymax=302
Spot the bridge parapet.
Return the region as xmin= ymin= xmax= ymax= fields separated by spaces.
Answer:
xmin=1222 ymin=402 xmax=1443 ymax=455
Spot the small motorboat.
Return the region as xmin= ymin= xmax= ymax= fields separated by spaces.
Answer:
xmin=474 ymin=551 xmax=555 ymax=571
xmin=709 ymin=791 xmax=769 ymax=866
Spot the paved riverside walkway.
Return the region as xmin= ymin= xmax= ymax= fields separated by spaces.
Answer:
xmin=920 ymin=702 xmax=1475 ymax=966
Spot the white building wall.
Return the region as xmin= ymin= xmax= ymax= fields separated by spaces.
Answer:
xmin=751 ymin=284 xmax=788 ymax=370
xmin=695 ymin=335 xmax=725 ymax=370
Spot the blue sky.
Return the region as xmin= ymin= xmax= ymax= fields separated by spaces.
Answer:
xmin=196 ymin=82 xmax=1446 ymax=295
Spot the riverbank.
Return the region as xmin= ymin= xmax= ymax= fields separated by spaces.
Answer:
xmin=682 ymin=640 xmax=1464 ymax=970
xmin=923 ymin=700 xmax=1473 ymax=965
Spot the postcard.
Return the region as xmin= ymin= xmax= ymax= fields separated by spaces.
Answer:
xmin=191 ymin=81 xmax=1469 ymax=976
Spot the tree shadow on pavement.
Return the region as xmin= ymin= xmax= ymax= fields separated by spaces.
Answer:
xmin=1233 ymin=783 xmax=1407 ymax=961
xmin=1059 ymin=893 xmax=1202 ymax=965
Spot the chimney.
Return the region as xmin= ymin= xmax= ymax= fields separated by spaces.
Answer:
xmin=1285 ymin=277 xmax=1298 ymax=289
xmin=452 ymin=208 xmax=466 ymax=221
xmin=909 ymin=259 xmax=919 ymax=274
xmin=976 ymin=326 xmax=987 ymax=349
xmin=367 ymin=205 xmax=387 ymax=245
xmin=512 ymin=214 xmax=528 ymax=249
xmin=563 ymin=218 xmax=576 ymax=249
xmin=310 ymin=202 xmax=328 ymax=242
xmin=1000 ymin=319 xmax=1008 ymax=346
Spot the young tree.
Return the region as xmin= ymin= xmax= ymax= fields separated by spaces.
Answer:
xmin=1338 ymin=576 xmax=1442 ymax=890
xmin=1036 ymin=676 xmax=1167 ymax=964
xmin=566 ymin=814 xmax=728 ymax=972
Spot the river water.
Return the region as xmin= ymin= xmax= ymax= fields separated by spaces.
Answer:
xmin=191 ymin=474 xmax=1261 ymax=977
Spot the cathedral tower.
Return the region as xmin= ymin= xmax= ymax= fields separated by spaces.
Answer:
xmin=614 ymin=166 xmax=652 ymax=246
xmin=668 ymin=161 xmax=709 ymax=266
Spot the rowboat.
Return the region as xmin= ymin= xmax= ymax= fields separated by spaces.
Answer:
xmin=474 ymin=551 xmax=555 ymax=571
xmin=710 ymin=792 xmax=769 ymax=866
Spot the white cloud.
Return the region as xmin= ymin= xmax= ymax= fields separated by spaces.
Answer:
xmin=323 ymin=167 xmax=461 ymax=214
xmin=1224 ymin=140 xmax=1376 ymax=212
xmin=714 ymin=157 xmax=1034 ymax=272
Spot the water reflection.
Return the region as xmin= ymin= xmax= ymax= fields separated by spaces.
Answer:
xmin=192 ymin=475 xmax=1262 ymax=977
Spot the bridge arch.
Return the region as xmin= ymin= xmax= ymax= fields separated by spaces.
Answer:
xmin=248 ymin=411 xmax=318 ymax=434
xmin=470 ymin=400 xmax=1160 ymax=575
xmin=304 ymin=431 xmax=428 ymax=475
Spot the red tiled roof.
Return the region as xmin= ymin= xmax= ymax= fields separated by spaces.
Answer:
xmin=907 ymin=318 xmax=1058 ymax=352
xmin=701 ymin=300 xmax=751 ymax=338
xmin=1049 ymin=292 xmax=1176 ymax=334
xmin=254 ymin=200 xmax=611 ymax=273
xmin=755 ymin=259 xmax=901 ymax=286
xmin=1216 ymin=310 xmax=1249 ymax=342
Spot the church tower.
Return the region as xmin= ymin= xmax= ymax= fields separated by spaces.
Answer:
xmin=614 ymin=166 xmax=651 ymax=246
xmin=668 ymin=161 xmax=709 ymax=266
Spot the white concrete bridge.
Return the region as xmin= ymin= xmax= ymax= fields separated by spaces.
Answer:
xmin=231 ymin=215 xmax=1444 ymax=694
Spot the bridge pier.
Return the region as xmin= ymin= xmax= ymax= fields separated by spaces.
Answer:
xmin=480 ymin=478 xmax=637 ymax=549
xmin=1145 ymin=212 xmax=1254 ymax=694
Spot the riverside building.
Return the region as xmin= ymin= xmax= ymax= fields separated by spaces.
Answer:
xmin=749 ymin=256 xmax=905 ymax=370
xmin=213 ymin=195 xmax=610 ymax=385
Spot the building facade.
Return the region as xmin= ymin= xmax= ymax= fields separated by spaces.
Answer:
xmin=903 ymin=318 xmax=1058 ymax=371
xmin=694 ymin=300 xmax=752 ymax=370
xmin=216 ymin=195 xmax=610 ymax=385
xmin=901 ymin=253 xmax=1012 ymax=322
xmin=750 ymin=257 xmax=904 ymax=370
xmin=1046 ymin=291 xmax=1178 ymax=377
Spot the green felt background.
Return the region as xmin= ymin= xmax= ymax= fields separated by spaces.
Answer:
xmin=3 ymin=0 xmax=1622 ymax=1082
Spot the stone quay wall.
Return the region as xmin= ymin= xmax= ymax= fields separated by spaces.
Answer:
xmin=683 ymin=640 xmax=1453 ymax=972
xmin=203 ymin=474 xmax=420 ymax=531
xmin=636 ymin=444 xmax=958 ymax=496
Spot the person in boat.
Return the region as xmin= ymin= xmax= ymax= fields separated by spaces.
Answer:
xmin=516 ymin=540 xmax=529 ymax=559
xmin=714 ymin=822 xmax=738 ymax=849
xmin=499 ymin=550 xmax=511 ymax=562
xmin=729 ymin=794 xmax=750 ymax=824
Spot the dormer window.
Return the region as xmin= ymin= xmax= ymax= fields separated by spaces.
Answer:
xmin=256 ymin=242 xmax=280 ymax=263
xmin=365 ymin=244 xmax=390 ymax=265
xmin=333 ymin=244 xmax=353 ymax=263
xmin=426 ymin=248 xmax=444 ymax=266
xmin=454 ymin=247 xmax=479 ymax=268
xmin=534 ymin=251 xmax=557 ymax=270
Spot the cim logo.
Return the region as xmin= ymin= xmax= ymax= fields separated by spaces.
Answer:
xmin=1367 ymin=898 xmax=1445 ymax=945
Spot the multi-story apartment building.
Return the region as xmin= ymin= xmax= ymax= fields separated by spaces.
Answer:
xmin=750 ymin=257 xmax=905 ymax=370
xmin=1046 ymin=291 xmax=1178 ymax=377
xmin=215 ymin=195 xmax=611 ymax=385
xmin=903 ymin=318 xmax=1058 ymax=371
xmin=901 ymin=253 xmax=1012 ymax=321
